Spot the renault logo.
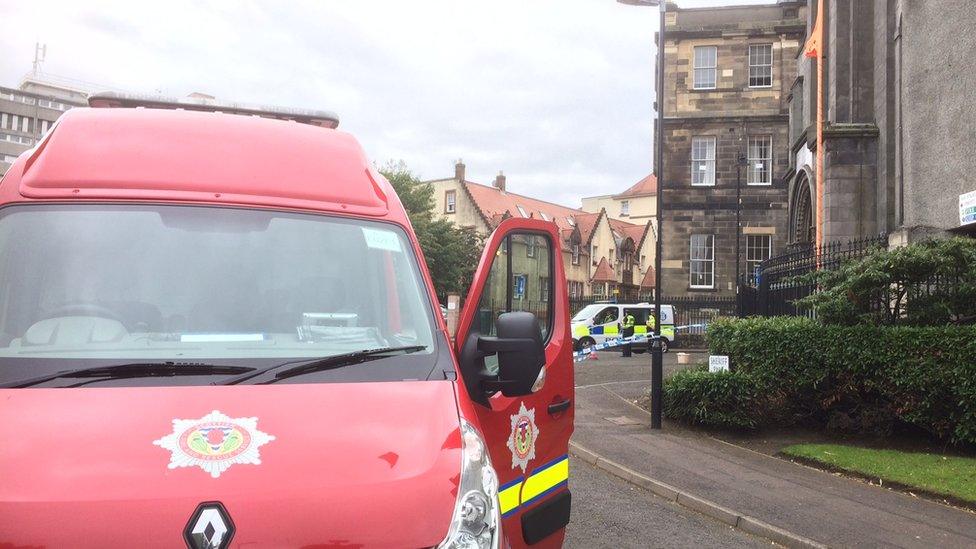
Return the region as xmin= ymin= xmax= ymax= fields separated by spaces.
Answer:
xmin=183 ymin=502 xmax=235 ymax=549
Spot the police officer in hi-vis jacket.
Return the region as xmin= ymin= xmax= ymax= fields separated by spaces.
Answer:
xmin=621 ymin=311 xmax=636 ymax=357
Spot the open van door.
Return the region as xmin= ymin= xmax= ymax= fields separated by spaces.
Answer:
xmin=454 ymin=218 xmax=574 ymax=548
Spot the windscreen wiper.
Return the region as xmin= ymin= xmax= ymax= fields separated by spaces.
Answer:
xmin=221 ymin=345 xmax=428 ymax=386
xmin=0 ymin=362 xmax=256 ymax=389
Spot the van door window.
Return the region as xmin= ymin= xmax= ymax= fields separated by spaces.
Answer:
xmin=595 ymin=307 xmax=618 ymax=325
xmin=474 ymin=233 xmax=553 ymax=373
xmin=624 ymin=308 xmax=648 ymax=326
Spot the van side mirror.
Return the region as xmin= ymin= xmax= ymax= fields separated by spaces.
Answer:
xmin=478 ymin=312 xmax=545 ymax=397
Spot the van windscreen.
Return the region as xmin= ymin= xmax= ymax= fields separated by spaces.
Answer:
xmin=572 ymin=304 xmax=605 ymax=322
xmin=0 ymin=205 xmax=436 ymax=386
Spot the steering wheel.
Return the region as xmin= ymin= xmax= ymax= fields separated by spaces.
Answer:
xmin=43 ymin=303 xmax=124 ymax=323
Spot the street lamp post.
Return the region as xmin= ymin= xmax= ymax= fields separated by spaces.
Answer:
xmin=730 ymin=128 xmax=747 ymax=289
xmin=736 ymin=158 xmax=742 ymax=287
xmin=618 ymin=0 xmax=665 ymax=429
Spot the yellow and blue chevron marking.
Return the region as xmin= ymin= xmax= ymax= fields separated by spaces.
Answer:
xmin=498 ymin=454 xmax=570 ymax=518
xmin=521 ymin=455 xmax=570 ymax=507
xmin=498 ymin=476 xmax=524 ymax=517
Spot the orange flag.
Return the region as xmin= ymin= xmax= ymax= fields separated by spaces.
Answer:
xmin=805 ymin=0 xmax=825 ymax=250
xmin=804 ymin=1 xmax=823 ymax=58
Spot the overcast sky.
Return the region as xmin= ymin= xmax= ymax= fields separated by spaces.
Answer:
xmin=1 ymin=0 xmax=776 ymax=207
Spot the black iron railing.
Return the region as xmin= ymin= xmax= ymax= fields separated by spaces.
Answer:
xmin=739 ymin=234 xmax=888 ymax=317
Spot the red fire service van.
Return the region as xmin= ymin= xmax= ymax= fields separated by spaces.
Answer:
xmin=0 ymin=93 xmax=574 ymax=548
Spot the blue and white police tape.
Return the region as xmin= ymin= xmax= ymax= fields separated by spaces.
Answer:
xmin=573 ymin=334 xmax=650 ymax=362
xmin=572 ymin=323 xmax=708 ymax=363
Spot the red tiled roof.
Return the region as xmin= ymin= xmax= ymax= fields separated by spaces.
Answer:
xmin=572 ymin=211 xmax=601 ymax=244
xmin=462 ymin=181 xmax=580 ymax=232
xmin=591 ymin=256 xmax=615 ymax=282
xmin=607 ymin=218 xmax=633 ymax=235
xmin=434 ymin=173 xmax=649 ymax=256
xmin=619 ymin=224 xmax=647 ymax=247
xmin=640 ymin=266 xmax=656 ymax=289
xmin=615 ymin=173 xmax=657 ymax=198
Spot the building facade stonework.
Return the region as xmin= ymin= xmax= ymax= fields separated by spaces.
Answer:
xmin=0 ymin=75 xmax=88 ymax=177
xmin=660 ymin=2 xmax=807 ymax=298
xmin=786 ymin=0 xmax=976 ymax=247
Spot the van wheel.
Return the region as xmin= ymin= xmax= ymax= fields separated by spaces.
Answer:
xmin=661 ymin=338 xmax=669 ymax=353
xmin=579 ymin=337 xmax=595 ymax=351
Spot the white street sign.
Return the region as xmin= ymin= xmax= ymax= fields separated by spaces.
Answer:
xmin=709 ymin=355 xmax=730 ymax=373
xmin=960 ymin=190 xmax=976 ymax=226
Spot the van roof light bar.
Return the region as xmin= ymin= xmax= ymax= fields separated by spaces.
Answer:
xmin=87 ymin=91 xmax=340 ymax=129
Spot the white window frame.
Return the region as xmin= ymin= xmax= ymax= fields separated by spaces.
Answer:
xmin=566 ymin=279 xmax=573 ymax=299
xmin=693 ymin=46 xmax=718 ymax=90
xmin=0 ymin=133 xmax=32 ymax=145
xmin=444 ymin=189 xmax=456 ymax=213
xmin=38 ymin=99 xmax=67 ymax=110
xmin=526 ymin=235 xmax=536 ymax=258
xmin=516 ymin=205 xmax=528 ymax=218
xmin=620 ymin=200 xmax=630 ymax=217
xmin=539 ymin=276 xmax=549 ymax=302
xmin=746 ymin=234 xmax=772 ymax=282
xmin=539 ymin=212 xmax=550 ymax=221
xmin=571 ymin=243 xmax=580 ymax=265
xmin=748 ymin=44 xmax=773 ymax=88
xmin=691 ymin=136 xmax=716 ymax=186
xmin=689 ymin=234 xmax=715 ymax=289
xmin=747 ymin=135 xmax=773 ymax=185
xmin=20 ymin=116 xmax=29 ymax=133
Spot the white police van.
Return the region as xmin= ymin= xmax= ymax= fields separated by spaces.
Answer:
xmin=571 ymin=302 xmax=675 ymax=353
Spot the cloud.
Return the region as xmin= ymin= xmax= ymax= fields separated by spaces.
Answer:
xmin=0 ymin=0 xmax=777 ymax=207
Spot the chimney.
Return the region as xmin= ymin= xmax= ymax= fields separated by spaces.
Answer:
xmin=454 ymin=159 xmax=466 ymax=181
xmin=494 ymin=171 xmax=506 ymax=192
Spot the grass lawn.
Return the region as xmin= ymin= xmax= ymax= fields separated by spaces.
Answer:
xmin=781 ymin=443 xmax=976 ymax=505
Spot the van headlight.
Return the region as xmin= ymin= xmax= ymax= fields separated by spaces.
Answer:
xmin=437 ymin=420 xmax=501 ymax=549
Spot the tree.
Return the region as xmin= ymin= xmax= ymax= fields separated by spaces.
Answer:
xmin=379 ymin=161 xmax=484 ymax=299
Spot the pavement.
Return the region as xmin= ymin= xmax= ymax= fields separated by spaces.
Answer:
xmin=565 ymin=456 xmax=770 ymax=548
xmin=572 ymin=351 xmax=976 ymax=548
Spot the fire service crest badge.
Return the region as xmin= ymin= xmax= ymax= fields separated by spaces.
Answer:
xmin=153 ymin=410 xmax=275 ymax=478
xmin=506 ymin=402 xmax=539 ymax=472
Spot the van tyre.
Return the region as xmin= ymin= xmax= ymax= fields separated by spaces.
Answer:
xmin=579 ymin=337 xmax=595 ymax=351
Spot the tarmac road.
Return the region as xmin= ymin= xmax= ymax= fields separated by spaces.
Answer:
xmin=573 ymin=349 xmax=701 ymax=402
xmin=564 ymin=350 xmax=770 ymax=548
xmin=564 ymin=457 xmax=769 ymax=548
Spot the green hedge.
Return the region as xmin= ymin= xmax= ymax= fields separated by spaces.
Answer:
xmin=663 ymin=368 xmax=759 ymax=430
xmin=663 ymin=317 xmax=976 ymax=444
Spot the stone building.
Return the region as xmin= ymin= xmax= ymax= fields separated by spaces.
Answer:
xmin=427 ymin=161 xmax=657 ymax=300
xmin=0 ymin=74 xmax=88 ymax=177
xmin=659 ymin=2 xmax=807 ymax=297
xmin=786 ymin=0 xmax=976 ymax=245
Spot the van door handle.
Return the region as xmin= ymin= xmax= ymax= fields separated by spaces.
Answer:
xmin=548 ymin=398 xmax=571 ymax=416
